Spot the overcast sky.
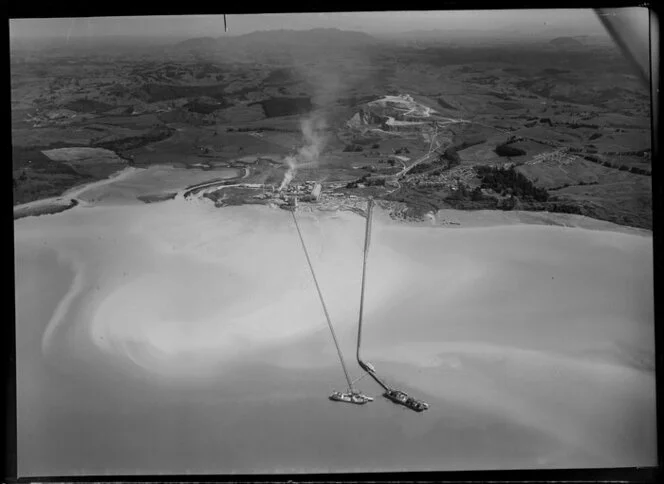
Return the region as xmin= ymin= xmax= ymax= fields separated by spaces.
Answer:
xmin=9 ymin=9 xmax=627 ymax=40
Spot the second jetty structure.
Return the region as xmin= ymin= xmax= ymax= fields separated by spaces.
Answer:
xmin=356 ymin=198 xmax=429 ymax=412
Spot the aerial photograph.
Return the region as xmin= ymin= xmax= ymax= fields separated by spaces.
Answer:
xmin=11 ymin=8 xmax=655 ymax=477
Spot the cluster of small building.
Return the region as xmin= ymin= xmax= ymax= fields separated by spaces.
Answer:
xmin=25 ymin=109 xmax=78 ymax=128
xmin=276 ymin=180 xmax=322 ymax=202
xmin=257 ymin=181 xmax=323 ymax=209
xmin=411 ymin=165 xmax=476 ymax=189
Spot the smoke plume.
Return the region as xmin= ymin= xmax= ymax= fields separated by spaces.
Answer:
xmin=278 ymin=49 xmax=369 ymax=191
xmin=279 ymin=113 xmax=328 ymax=191
xmin=278 ymin=165 xmax=295 ymax=191
xmin=298 ymin=113 xmax=328 ymax=164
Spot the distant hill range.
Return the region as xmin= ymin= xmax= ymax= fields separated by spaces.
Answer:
xmin=550 ymin=36 xmax=585 ymax=47
xmin=174 ymin=28 xmax=378 ymax=54
xmin=233 ymin=28 xmax=377 ymax=46
xmin=380 ymin=28 xmax=528 ymax=42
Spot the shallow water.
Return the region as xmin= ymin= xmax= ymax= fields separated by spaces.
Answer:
xmin=77 ymin=166 xmax=241 ymax=205
xmin=13 ymin=168 xmax=656 ymax=476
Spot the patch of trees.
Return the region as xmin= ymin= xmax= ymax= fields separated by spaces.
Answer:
xmin=229 ymin=126 xmax=294 ymax=133
xmin=409 ymin=161 xmax=436 ymax=175
xmin=442 ymin=147 xmax=461 ymax=166
xmin=94 ymin=126 xmax=175 ymax=152
xmin=339 ymin=94 xmax=381 ymax=107
xmin=183 ymin=99 xmax=230 ymax=114
xmin=157 ymin=109 xmax=215 ymax=127
xmin=542 ymin=68 xmax=571 ymax=75
xmin=226 ymin=85 xmax=259 ymax=100
xmin=446 ymin=184 xmax=474 ymax=201
xmin=350 ymin=137 xmax=381 ymax=146
xmin=452 ymin=135 xmax=486 ymax=151
xmin=443 ymin=184 xmax=520 ymax=210
xmin=346 ymin=173 xmax=387 ymax=188
xmin=441 ymin=182 xmax=591 ymax=216
xmin=64 ymin=99 xmax=114 ymax=114
xmin=343 ymin=144 xmax=364 ymax=152
xmin=385 ymin=178 xmax=597 ymax=220
xmin=494 ymin=143 xmax=526 ymax=157
xmin=494 ymin=101 xmax=522 ymax=111
xmin=592 ymin=87 xmax=630 ymax=104
xmin=629 ymin=166 xmax=650 ymax=175
xmin=604 ymin=149 xmax=651 ymax=157
xmin=394 ymin=146 xmax=411 ymax=155
xmin=437 ymin=97 xmax=457 ymax=110
xmin=248 ymin=97 xmax=313 ymax=118
xmin=589 ymin=132 xmax=602 ymax=140
xmin=583 ymin=154 xmax=604 ymax=164
xmin=365 ymin=176 xmax=387 ymax=186
xmin=582 ymin=153 xmax=651 ymax=176
xmin=550 ymin=180 xmax=598 ymax=190
xmin=476 ymin=165 xmax=549 ymax=202
xmin=385 ymin=185 xmax=449 ymax=217
xmin=545 ymin=201 xmax=584 ymax=215
xmin=410 ymin=150 xmax=456 ymax=175
xmin=568 ymin=122 xmax=600 ymax=129
xmin=137 ymin=83 xmax=231 ymax=103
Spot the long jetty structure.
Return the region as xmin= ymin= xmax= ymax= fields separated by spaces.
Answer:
xmin=291 ymin=210 xmax=355 ymax=393
xmin=356 ymin=198 xmax=389 ymax=390
xmin=356 ymin=198 xmax=430 ymax=412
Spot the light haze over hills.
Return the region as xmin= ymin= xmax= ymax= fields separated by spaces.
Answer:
xmin=10 ymin=9 xmax=615 ymax=41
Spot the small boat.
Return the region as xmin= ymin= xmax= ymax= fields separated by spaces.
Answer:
xmin=405 ymin=396 xmax=429 ymax=412
xmin=329 ymin=390 xmax=374 ymax=405
xmin=384 ymin=389 xmax=408 ymax=404
xmin=384 ymin=389 xmax=429 ymax=412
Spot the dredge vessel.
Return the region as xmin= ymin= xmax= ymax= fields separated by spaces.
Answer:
xmin=292 ymin=194 xmax=428 ymax=411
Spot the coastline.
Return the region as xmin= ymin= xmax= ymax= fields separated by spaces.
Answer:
xmin=13 ymin=198 xmax=79 ymax=220
xmin=415 ymin=208 xmax=652 ymax=236
xmin=13 ymin=166 xmax=143 ymax=220
xmin=13 ymin=162 xmax=652 ymax=238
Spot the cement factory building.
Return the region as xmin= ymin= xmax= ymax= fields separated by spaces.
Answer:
xmin=311 ymin=183 xmax=322 ymax=202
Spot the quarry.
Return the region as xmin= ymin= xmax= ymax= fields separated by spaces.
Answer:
xmin=12 ymin=84 xmax=652 ymax=227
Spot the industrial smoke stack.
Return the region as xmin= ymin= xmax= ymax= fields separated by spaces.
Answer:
xmin=279 ymin=170 xmax=294 ymax=192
